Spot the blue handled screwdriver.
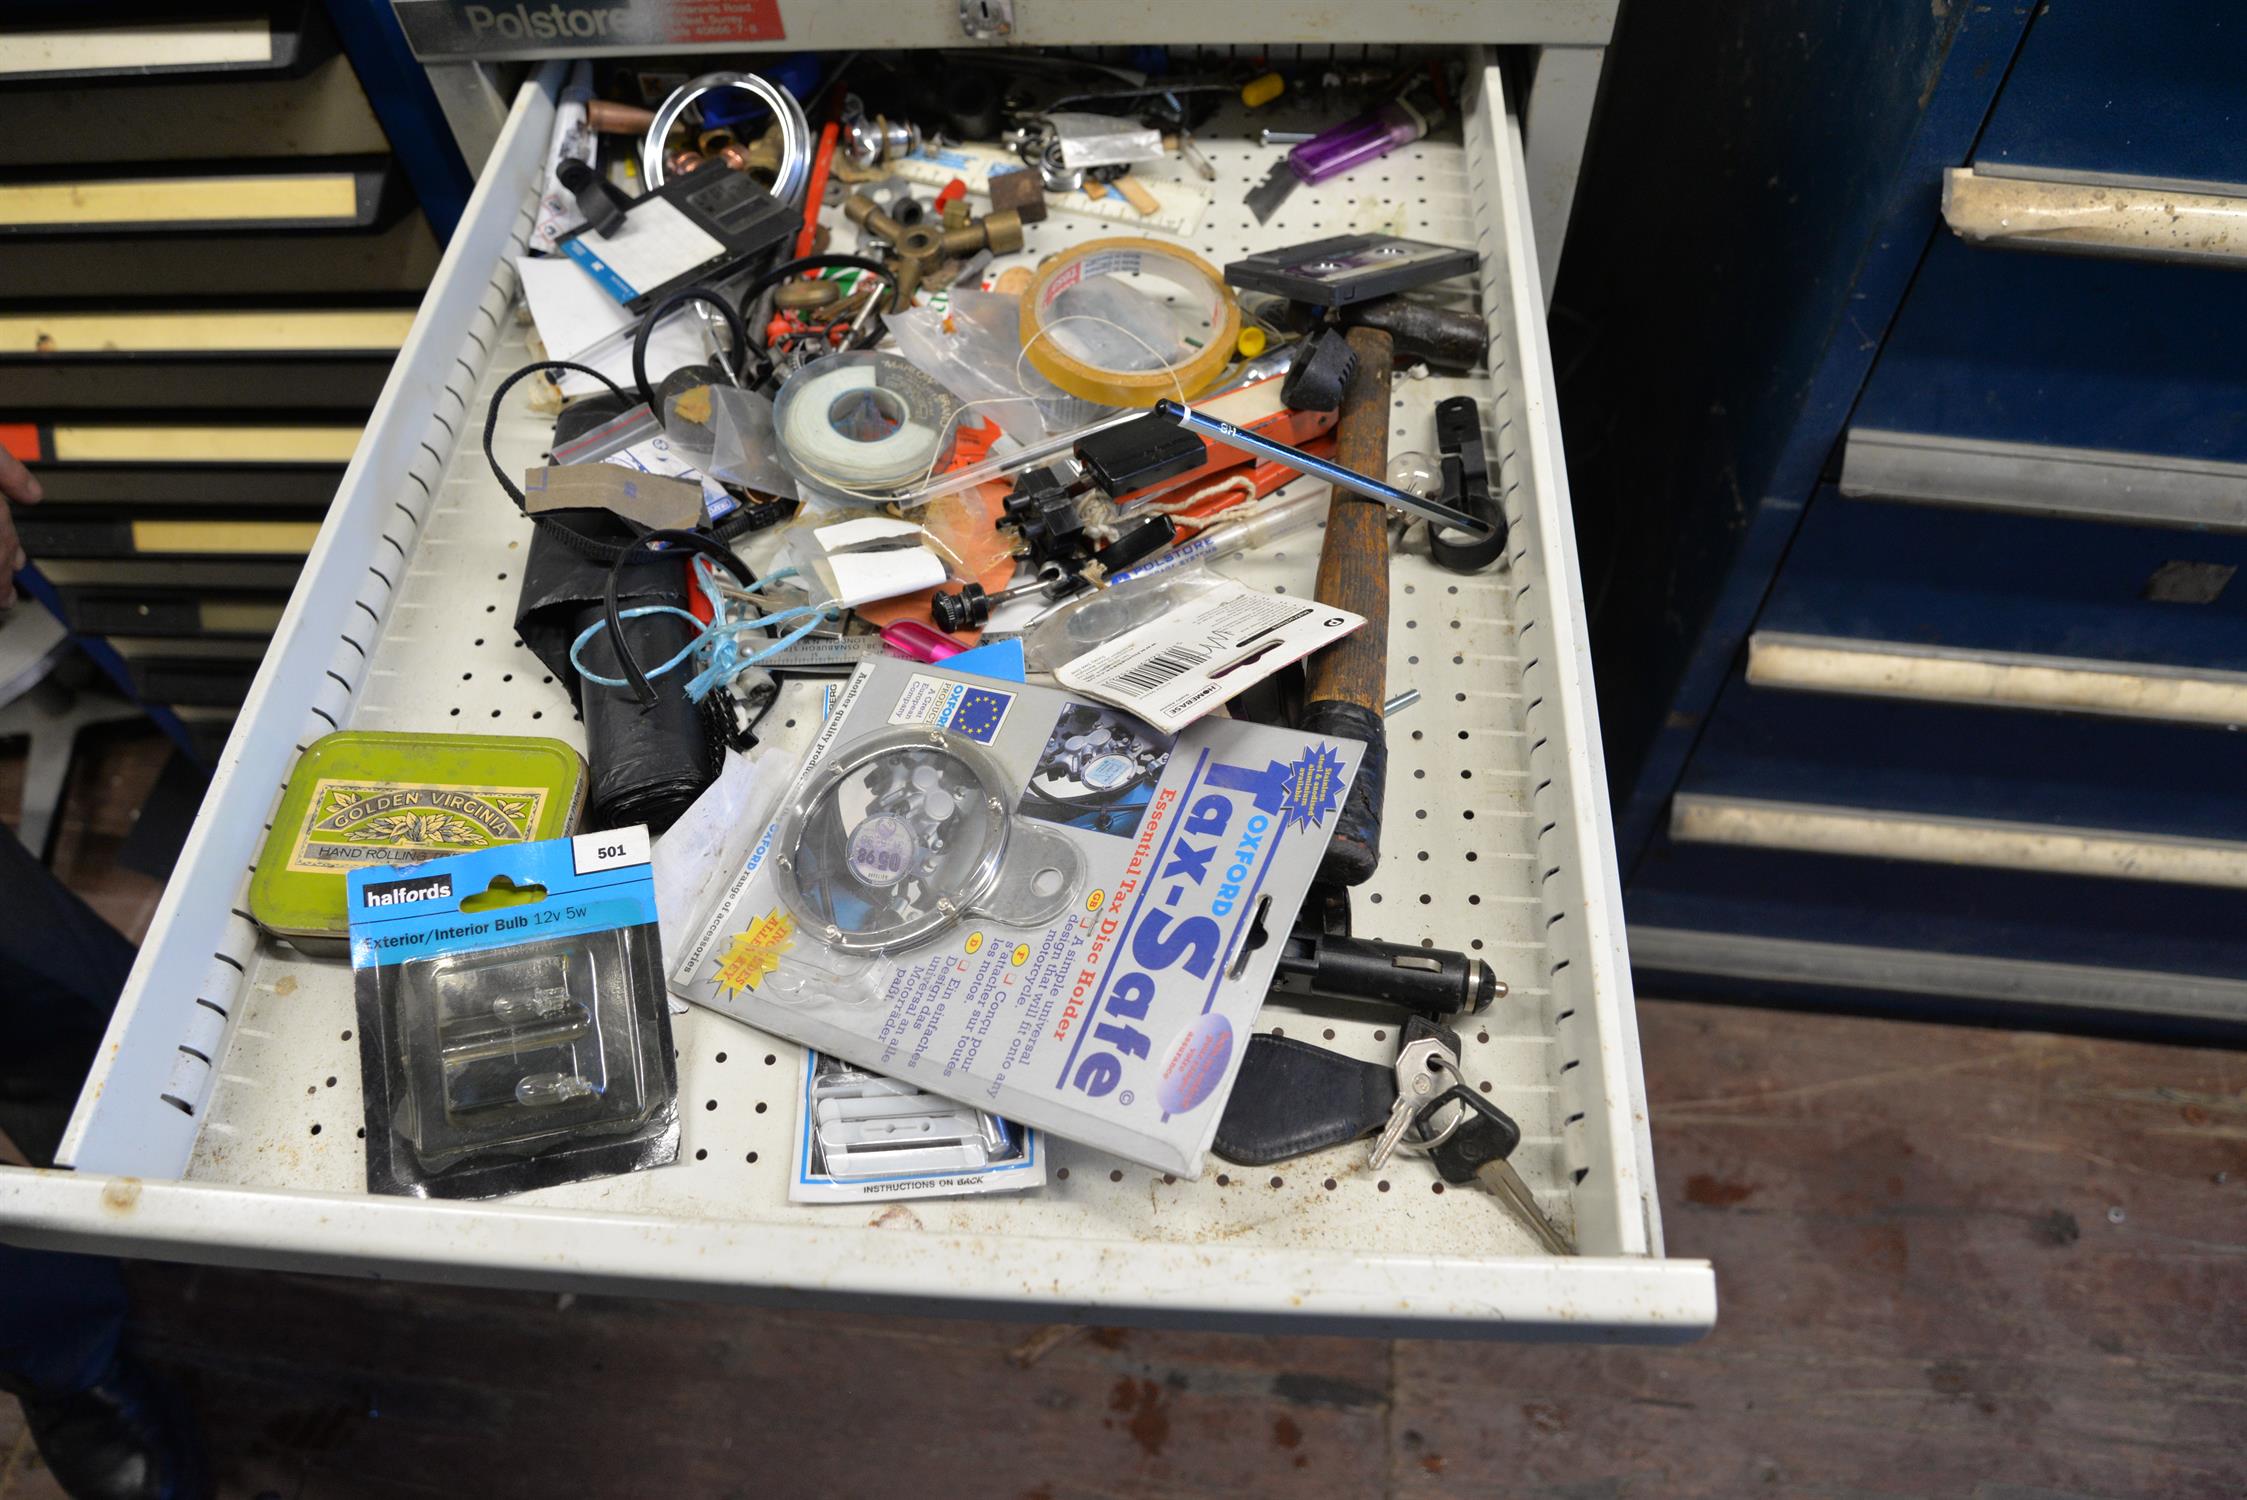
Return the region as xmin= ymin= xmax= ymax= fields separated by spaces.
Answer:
xmin=1150 ymin=398 xmax=1494 ymax=536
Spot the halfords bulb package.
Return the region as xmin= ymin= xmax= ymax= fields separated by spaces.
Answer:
xmin=674 ymin=659 xmax=1363 ymax=1175
xmin=347 ymin=827 xmax=679 ymax=1199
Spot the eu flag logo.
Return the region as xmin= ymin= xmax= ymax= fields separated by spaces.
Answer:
xmin=948 ymin=687 xmax=1011 ymax=743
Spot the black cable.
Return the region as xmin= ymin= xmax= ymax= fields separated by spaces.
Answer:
xmin=631 ymin=285 xmax=752 ymax=420
xmin=484 ymin=359 xmax=628 ymax=510
xmin=727 ymin=677 xmax=782 ymax=750
xmin=598 ymin=527 xmax=756 ymax=708
xmin=483 ymin=360 xmax=658 ymax=565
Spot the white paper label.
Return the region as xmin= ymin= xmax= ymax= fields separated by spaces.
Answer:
xmin=817 ymin=548 xmax=948 ymax=608
xmin=1055 ymin=580 xmax=1365 ymax=733
xmin=572 ymin=825 xmax=651 ymax=875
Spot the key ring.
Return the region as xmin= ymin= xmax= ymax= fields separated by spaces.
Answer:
xmin=1390 ymin=1056 xmax=1470 ymax=1157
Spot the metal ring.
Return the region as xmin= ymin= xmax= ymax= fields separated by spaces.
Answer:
xmin=770 ymin=727 xmax=1017 ymax=955
xmin=1392 ymin=1057 xmax=1469 ymax=1158
xmin=642 ymin=71 xmax=812 ymax=202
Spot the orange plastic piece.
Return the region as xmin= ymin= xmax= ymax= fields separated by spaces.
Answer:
xmin=795 ymin=120 xmax=840 ymax=261
xmin=850 ymin=417 xmax=1016 ymax=641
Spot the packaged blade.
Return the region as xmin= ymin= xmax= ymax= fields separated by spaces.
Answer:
xmin=759 ymin=636 xmax=889 ymax=673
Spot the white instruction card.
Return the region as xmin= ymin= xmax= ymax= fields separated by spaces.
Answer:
xmin=562 ymin=196 xmax=724 ymax=305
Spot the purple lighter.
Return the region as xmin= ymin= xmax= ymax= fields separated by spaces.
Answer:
xmin=1287 ymin=95 xmax=1433 ymax=184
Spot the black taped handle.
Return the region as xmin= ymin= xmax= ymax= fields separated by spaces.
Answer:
xmin=1300 ymin=697 xmax=1385 ymax=886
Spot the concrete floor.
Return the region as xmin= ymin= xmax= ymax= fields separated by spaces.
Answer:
xmin=3 ymin=729 xmax=2243 ymax=1499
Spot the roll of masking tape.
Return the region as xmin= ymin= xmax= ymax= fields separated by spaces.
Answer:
xmin=1018 ymin=239 xmax=1240 ymax=408
xmin=771 ymin=352 xmax=963 ymax=505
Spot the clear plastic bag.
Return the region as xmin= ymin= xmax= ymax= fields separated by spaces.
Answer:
xmin=1020 ymin=566 xmax=1232 ymax=673
xmin=1043 ymin=275 xmax=1193 ymax=373
xmin=887 ymin=288 xmax=1111 ymax=445
xmin=706 ymin=384 xmax=799 ymax=497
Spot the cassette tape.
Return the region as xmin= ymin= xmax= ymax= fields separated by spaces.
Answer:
xmin=1223 ymin=234 xmax=1479 ymax=308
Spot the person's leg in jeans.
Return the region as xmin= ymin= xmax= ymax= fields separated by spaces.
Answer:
xmin=0 ymin=821 xmax=205 ymax=1498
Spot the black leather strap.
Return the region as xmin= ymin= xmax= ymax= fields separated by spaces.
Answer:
xmin=1213 ymin=1034 xmax=1398 ymax=1166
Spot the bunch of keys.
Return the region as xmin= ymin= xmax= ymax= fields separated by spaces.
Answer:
xmin=1369 ymin=1018 xmax=1577 ymax=1257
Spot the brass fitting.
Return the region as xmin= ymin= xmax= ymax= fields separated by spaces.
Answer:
xmin=958 ymin=209 xmax=1026 ymax=257
xmin=715 ymin=133 xmax=782 ymax=177
xmin=846 ymin=194 xmax=1024 ymax=311
xmin=843 ymin=190 xmax=905 ymax=245
xmin=891 ymin=255 xmax=924 ymax=310
xmin=774 ymin=279 xmax=842 ymax=312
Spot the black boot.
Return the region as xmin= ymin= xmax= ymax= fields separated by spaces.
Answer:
xmin=13 ymin=1353 xmax=207 ymax=1500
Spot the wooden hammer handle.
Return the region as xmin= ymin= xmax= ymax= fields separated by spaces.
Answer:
xmin=1302 ymin=326 xmax=1394 ymax=885
xmin=1304 ymin=328 xmax=1393 ymax=710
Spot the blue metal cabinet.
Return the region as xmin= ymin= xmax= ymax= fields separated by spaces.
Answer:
xmin=1557 ymin=0 xmax=2247 ymax=1028
xmin=1975 ymin=0 xmax=2247 ymax=189
xmin=1758 ymin=493 xmax=2247 ymax=677
xmin=1852 ymin=234 xmax=2247 ymax=463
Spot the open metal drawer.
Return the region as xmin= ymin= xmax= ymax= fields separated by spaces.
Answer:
xmin=0 ymin=54 xmax=1714 ymax=1339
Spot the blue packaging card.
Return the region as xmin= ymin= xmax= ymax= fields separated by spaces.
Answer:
xmin=348 ymin=826 xmax=657 ymax=970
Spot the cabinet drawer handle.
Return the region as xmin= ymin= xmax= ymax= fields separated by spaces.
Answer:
xmin=1944 ymin=166 xmax=2247 ymax=264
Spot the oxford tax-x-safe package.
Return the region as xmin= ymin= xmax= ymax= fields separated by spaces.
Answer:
xmin=673 ymin=658 xmax=1364 ymax=1175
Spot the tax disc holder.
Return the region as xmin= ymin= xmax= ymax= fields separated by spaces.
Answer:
xmin=763 ymin=725 xmax=1083 ymax=1002
xmin=773 ymin=726 xmax=1083 ymax=952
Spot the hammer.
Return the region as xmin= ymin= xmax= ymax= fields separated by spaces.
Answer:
xmin=1301 ymin=326 xmax=1394 ymax=886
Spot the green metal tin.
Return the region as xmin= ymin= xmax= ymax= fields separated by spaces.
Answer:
xmin=250 ymin=731 xmax=587 ymax=955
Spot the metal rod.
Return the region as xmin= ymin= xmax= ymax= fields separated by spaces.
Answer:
xmin=1152 ymin=399 xmax=1494 ymax=535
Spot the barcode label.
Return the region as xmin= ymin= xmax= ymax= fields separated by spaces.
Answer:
xmin=1056 ymin=580 xmax=1365 ymax=734
xmin=1102 ymin=644 xmax=1211 ymax=697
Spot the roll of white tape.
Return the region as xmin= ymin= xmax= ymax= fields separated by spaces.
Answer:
xmin=771 ymin=352 xmax=964 ymax=505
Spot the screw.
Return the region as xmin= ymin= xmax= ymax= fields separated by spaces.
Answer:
xmin=2106 ymin=1205 xmax=2126 ymax=1225
xmin=1259 ymin=129 xmax=1314 ymax=147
